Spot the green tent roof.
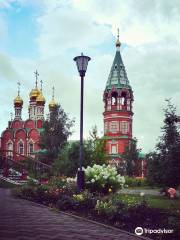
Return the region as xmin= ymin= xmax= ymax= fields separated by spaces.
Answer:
xmin=105 ymin=46 xmax=131 ymax=90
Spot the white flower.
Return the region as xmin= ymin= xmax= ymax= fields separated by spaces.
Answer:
xmin=91 ymin=179 xmax=95 ymax=183
xmin=140 ymin=192 xmax=145 ymax=197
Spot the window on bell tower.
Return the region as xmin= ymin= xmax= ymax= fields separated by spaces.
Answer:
xmin=111 ymin=92 xmax=118 ymax=106
xmin=120 ymin=121 xmax=129 ymax=134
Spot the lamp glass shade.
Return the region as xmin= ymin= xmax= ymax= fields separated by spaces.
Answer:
xmin=74 ymin=53 xmax=91 ymax=76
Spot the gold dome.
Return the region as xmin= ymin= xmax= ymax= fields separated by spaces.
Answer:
xmin=49 ymin=99 xmax=57 ymax=109
xmin=29 ymin=87 xmax=41 ymax=98
xmin=37 ymin=91 xmax=46 ymax=103
xmin=14 ymin=95 xmax=23 ymax=105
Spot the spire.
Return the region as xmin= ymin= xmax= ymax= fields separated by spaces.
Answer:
xmin=105 ymin=31 xmax=130 ymax=90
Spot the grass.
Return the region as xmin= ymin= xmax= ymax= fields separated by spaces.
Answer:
xmin=126 ymin=186 xmax=159 ymax=190
xmin=114 ymin=193 xmax=180 ymax=214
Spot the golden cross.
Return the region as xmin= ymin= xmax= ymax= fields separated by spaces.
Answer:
xmin=17 ymin=81 xmax=20 ymax=96
xmin=40 ymin=80 xmax=43 ymax=91
xmin=34 ymin=70 xmax=39 ymax=88
xmin=52 ymin=86 xmax=55 ymax=100
xmin=117 ymin=28 xmax=119 ymax=41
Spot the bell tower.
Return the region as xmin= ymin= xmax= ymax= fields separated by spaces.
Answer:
xmin=103 ymin=29 xmax=134 ymax=164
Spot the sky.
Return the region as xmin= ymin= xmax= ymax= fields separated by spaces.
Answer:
xmin=0 ymin=0 xmax=180 ymax=153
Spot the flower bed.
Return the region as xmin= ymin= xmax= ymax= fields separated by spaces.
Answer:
xmin=13 ymin=165 xmax=180 ymax=240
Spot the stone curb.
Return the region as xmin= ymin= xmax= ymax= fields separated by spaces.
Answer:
xmin=17 ymin=195 xmax=152 ymax=240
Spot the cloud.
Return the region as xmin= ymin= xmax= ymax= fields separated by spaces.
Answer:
xmin=36 ymin=1 xmax=111 ymax=58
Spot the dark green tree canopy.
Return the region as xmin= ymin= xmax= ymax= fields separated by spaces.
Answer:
xmin=121 ymin=138 xmax=141 ymax=176
xmin=39 ymin=104 xmax=74 ymax=163
xmin=147 ymin=100 xmax=180 ymax=187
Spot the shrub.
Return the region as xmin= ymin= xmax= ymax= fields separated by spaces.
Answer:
xmin=56 ymin=195 xmax=76 ymax=211
xmin=95 ymin=199 xmax=117 ymax=221
xmin=72 ymin=190 xmax=97 ymax=211
xmin=125 ymin=176 xmax=147 ymax=187
xmin=85 ymin=164 xmax=125 ymax=194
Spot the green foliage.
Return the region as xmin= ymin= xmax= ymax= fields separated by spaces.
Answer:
xmin=72 ymin=190 xmax=97 ymax=210
xmin=39 ymin=104 xmax=74 ymax=164
xmin=53 ymin=126 xmax=108 ymax=177
xmin=125 ymin=176 xmax=147 ymax=187
xmin=56 ymin=195 xmax=75 ymax=211
xmin=89 ymin=126 xmax=108 ymax=165
xmin=121 ymin=138 xmax=141 ymax=176
xmin=147 ymin=100 xmax=180 ymax=187
xmin=85 ymin=164 xmax=125 ymax=194
xmin=53 ymin=141 xmax=92 ymax=177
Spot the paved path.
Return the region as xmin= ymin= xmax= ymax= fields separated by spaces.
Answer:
xmin=0 ymin=188 xmax=148 ymax=240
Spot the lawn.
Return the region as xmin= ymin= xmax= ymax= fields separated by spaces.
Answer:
xmin=114 ymin=193 xmax=180 ymax=214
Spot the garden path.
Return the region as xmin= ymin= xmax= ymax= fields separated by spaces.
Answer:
xmin=0 ymin=188 xmax=150 ymax=240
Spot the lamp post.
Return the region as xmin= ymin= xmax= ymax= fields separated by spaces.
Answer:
xmin=74 ymin=53 xmax=91 ymax=192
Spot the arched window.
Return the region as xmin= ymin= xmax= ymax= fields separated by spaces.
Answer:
xmin=29 ymin=143 xmax=34 ymax=154
xmin=7 ymin=141 xmax=13 ymax=158
xmin=111 ymin=92 xmax=118 ymax=106
xmin=18 ymin=141 xmax=24 ymax=155
xmin=120 ymin=92 xmax=127 ymax=106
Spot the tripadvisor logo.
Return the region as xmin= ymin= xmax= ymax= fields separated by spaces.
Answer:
xmin=135 ymin=227 xmax=143 ymax=236
xmin=135 ymin=227 xmax=174 ymax=236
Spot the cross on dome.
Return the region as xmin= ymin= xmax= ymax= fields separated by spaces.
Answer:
xmin=40 ymin=80 xmax=43 ymax=91
xmin=34 ymin=70 xmax=39 ymax=88
xmin=17 ymin=81 xmax=20 ymax=96
xmin=116 ymin=28 xmax=121 ymax=48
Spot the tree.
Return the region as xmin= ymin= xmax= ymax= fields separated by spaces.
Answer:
xmin=147 ymin=100 xmax=180 ymax=187
xmin=53 ymin=126 xmax=108 ymax=177
xmin=53 ymin=141 xmax=92 ymax=177
xmin=121 ymin=138 xmax=141 ymax=176
xmin=89 ymin=126 xmax=108 ymax=166
xmin=39 ymin=104 xmax=74 ymax=164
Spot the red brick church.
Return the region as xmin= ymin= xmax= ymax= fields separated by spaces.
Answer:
xmin=103 ymin=32 xmax=134 ymax=166
xmin=0 ymin=71 xmax=57 ymax=161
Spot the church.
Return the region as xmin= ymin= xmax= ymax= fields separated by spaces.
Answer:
xmin=0 ymin=71 xmax=57 ymax=161
xmin=0 ymin=32 xmax=143 ymax=175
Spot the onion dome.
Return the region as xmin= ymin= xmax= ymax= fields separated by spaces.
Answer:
xmin=49 ymin=99 xmax=57 ymax=109
xmin=36 ymin=91 xmax=46 ymax=104
xmin=29 ymin=70 xmax=41 ymax=100
xmin=14 ymin=82 xmax=23 ymax=106
xmin=49 ymin=86 xmax=57 ymax=110
xmin=29 ymin=87 xmax=41 ymax=99
xmin=14 ymin=95 xmax=23 ymax=105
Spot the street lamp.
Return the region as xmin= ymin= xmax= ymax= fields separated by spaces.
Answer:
xmin=74 ymin=53 xmax=91 ymax=192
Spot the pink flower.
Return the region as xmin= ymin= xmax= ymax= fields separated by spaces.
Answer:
xmin=167 ymin=188 xmax=176 ymax=198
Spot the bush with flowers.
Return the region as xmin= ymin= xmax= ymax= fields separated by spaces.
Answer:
xmin=84 ymin=164 xmax=125 ymax=194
